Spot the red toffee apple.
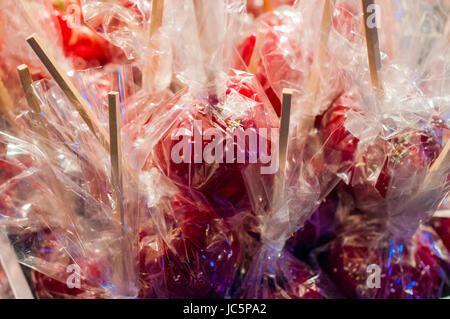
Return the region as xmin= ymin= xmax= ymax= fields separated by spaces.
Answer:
xmin=147 ymin=72 xmax=278 ymax=218
xmin=52 ymin=0 xmax=115 ymax=68
xmin=139 ymin=193 xmax=240 ymax=298
xmin=317 ymin=222 xmax=445 ymax=299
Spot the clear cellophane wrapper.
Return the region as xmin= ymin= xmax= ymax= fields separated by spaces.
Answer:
xmin=306 ymin=49 xmax=450 ymax=299
xmin=128 ymin=70 xmax=280 ymax=298
xmin=0 ymin=0 xmax=449 ymax=300
xmin=0 ymin=69 xmax=143 ymax=297
xmin=313 ymin=219 xmax=450 ymax=299
xmin=234 ymin=0 xmax=450 ymax=299
xmin=0 ymin=0 xmax=269 ymax=299
xmin=0 ymin=0 xmax=67 ymax=111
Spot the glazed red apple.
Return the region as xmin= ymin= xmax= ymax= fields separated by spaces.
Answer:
xmin=145 ymin=71 xmax=278 ymax=218
xmin=317 ymin=222 xmax=445 ymax=299
xmin=139 ymin=193 xmax=240 ymax=298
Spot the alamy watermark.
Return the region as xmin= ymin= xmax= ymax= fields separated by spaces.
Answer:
xmin=170 ymin=120 xmax=280 ymax=175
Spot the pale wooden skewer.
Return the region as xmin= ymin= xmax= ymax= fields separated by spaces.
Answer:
xmin=263 ymin=0 xmax=273 ymax=13
xmin=26 ymin=34 xmax=138 ymax=183
xmin=0 ymin=230 xmax=34 ymax=299
xmin=17 ymin=65 xmax=40 ymax=114
xmin=248 ymin=32 xmax=264 ymax=75
xmin=361 ymin=0 xmax=383 ymax=91
xmin=272 ymin=88 xmax=293 ymax=207
xmin=108 ymin=91 xmax=136 ymax=296
xmin=26 ymin=34 xmax=110 ymax=152
xmin=17 ymin=65 xmax=49 ymax=139
xmin=17 ymin=64 xmax=99 ymax=165
xmin=279 ymin=89 xmax=293 ymax=184
xmin=150 ymin=0 xmax=164 ymax=37
xmin=424 ymin=140 xmax=450 ymax=188
xmin=149 ymin=0 xmax=185 ymax=93
xmin=108 ymin=92 xmax=125 ymax=227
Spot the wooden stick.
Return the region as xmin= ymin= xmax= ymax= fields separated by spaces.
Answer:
xmin=26 ymin=34 xmax=110 ymax=152
xmin=279 ymin=89 xmax=293 ymax=183
xmin=361 ymin=0 xmax=383 ymax=91
xmin=263 ymin=0 xmax=273 ymax=13
xmin=109 ymin=91 xmax=136 ymax=296
xmin=150 ymin=0 xmax=164 ymax=37
xmin=272 ymin=88 xmax=293 ymax=209
xmin=0 ymin=230 xmax=34 ymax=299
xmin=108 ymin=92 xmax=125 ymax=227
xmin=17 ymin=65 xmax=41 ymax=114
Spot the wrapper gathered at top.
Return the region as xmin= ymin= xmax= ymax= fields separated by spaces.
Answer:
xmin=0 ymin=0 xmax=449 ymax=299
